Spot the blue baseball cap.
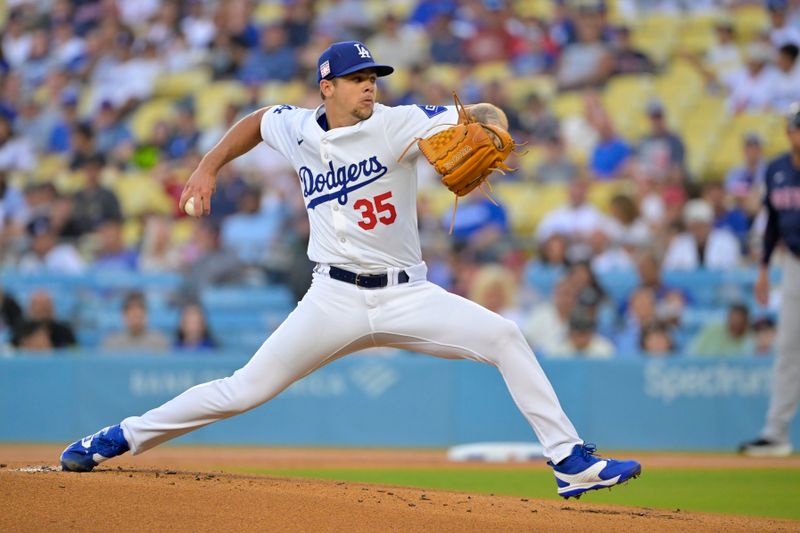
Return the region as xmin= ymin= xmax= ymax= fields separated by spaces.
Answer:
xmin=317 ymin=41 xmax=394 ymax=83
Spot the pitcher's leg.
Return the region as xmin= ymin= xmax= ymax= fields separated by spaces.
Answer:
xmin=762 ymin=260 xmax=800 ymax=444
xmin=121 ymin=277 xmax=373 ymax=454
xmin=374 ymin=283 xmax=580 ymax=463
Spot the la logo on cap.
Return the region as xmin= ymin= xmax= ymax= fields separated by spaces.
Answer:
xmin=354 ymin=43 xmax=371 ymax=59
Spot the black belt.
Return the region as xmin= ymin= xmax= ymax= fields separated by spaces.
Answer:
xmin=328 ymin=266 xmax=409 ymax=288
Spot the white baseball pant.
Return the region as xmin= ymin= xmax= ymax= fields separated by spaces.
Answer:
xmin=121 ymin=263 xmax=582 ymax=463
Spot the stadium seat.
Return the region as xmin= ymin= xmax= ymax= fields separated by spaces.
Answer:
xmin=153 ymin=67 xmax=212 ymax=99
xmin=472 ymin=62 xmax=513 ymax=84
xmin=733 ymin=5 xmax=770 ymax=43
xmin=200 ymin=285 xmax=295 ymax=311
xmin=508 ymin=75 xmax=556 ymax=107
xmin=130 ymin=99 xmax=178 ymax=142
xmin=113 ymin=173 xmax=174 ymax=217
xmin=260 ymin=81 xmax=307 ymax=106
xmin=195 ymin=81 xmax=249 ymax=129
xmin=550 ymin=92 xmax=584 ymax=119
xmin=253 ymin=2 xmax=284 ymax=24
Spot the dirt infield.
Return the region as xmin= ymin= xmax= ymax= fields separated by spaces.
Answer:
xmin=1 ymin=445 xmax=798 ymax=532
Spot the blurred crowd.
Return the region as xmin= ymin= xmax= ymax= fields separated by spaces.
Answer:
xmin=1 ymin=0 xmax=798 ymax=358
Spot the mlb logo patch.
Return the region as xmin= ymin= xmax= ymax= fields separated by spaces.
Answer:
xmin=320 ymin=60 xmax=330 ymax=78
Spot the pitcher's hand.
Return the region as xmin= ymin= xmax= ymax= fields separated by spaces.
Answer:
xmin=179 ymin=166 xmax=216 ymax=217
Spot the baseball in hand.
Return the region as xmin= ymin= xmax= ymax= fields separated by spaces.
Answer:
xmin=184 ymin=197 xmax=199 ymax=217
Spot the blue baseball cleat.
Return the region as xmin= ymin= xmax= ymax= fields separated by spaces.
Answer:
xmin=549 ymin=443 xmax=641 ymax=499
xmin=60 ymin=424 xmax=130 ymax=472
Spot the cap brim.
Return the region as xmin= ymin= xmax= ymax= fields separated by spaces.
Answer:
xmin=333 ymin=63 xmax=394 ymax=79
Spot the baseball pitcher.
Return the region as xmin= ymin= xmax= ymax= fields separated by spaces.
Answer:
xmin=60 ymin=41 xmax=641 ymax=499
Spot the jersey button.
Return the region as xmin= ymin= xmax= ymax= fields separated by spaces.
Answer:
xmin=339 ymin=237 xmax=346 ymax=243
xmin=333 ymin=205 xmax=339 ymax=211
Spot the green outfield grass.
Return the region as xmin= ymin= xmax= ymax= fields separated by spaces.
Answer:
xmin=245 ymin=467 xmax=800 ymax=520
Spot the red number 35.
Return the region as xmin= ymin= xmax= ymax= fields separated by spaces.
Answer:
xmin=353 ymin=191 xmax=397 ymax=230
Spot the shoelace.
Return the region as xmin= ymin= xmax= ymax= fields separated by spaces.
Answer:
xmin=579 ymin=443 xmax=599 ymax=459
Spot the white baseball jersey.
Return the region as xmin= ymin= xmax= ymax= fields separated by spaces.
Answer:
xmin=260 ymin=103 xmax=458 ymax=272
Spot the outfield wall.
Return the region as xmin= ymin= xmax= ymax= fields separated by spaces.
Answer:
xmin=1 ymin=352 xmax=796 ymax=451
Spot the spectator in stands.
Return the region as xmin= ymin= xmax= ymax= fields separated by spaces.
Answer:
xmin=538 ymin=234 xmax=569 ymax=268
xmin=174 ymin=301 xmax=216 ymax=351
xmin=548 ymin=307 xmax=615 ymax=358
xmin=567 ymin=261 xmax=606 ymax=317
xmin=689 ymin=303 xmax=754 ymax=356
xmin=662 ymin=199 xmax=742 ymax=271
xmin=237 ymin=24 xmax=297 ymax=83
xmin=630 ymin=252 xmax=688 ymax=320
xmin=181 ymin=0 xmax=217 ymax=50
xmin=12 ymin=289 xmax=76 ymax=349
xmin=611 ymin=25 xmax=656 ymax=75
xmin=725 ymin=132 xmax=767 ymax=198
xmin=555 ymin=6 xmax=614 ymax=91
xmin=92 ymin=101 xmax=133 ymax=156
xmin=536 ymin=179 xmax=612 ymax=258
xmin=467 ymin=264 xmax=525 ymax=326
xmin=409 ymin=0 xmax=459 ymax=28
xmin=68 ymin=122 xmax=96 ymax=170
xmin=752 ymin=315 xmax=777 ymax=356
xmin=0 ymin=114 xmax=35 ymax=172
xmin=93 ymin=219 xmax=139 ymax=271
xmin=445 ymin=193 xmax=510 ymax=259
xmin=767 ymin=0 xmax=800 ymax=48
xmin=637 ymin=98 xmax=686 ymax=179
xmin=102 ymin=291 xmax=169 ymax=352
xmin=221 ymin=186 xmax=285 ymax=267
xmin=313 ymin=0 xmax=373 ymax=41
xmin=607 ymin=194 xmax=650 ymax=249
xmin=17 ymin=215 xmax=86 ymax=274
xmin=522 ymin=277 xmax=576 ymax=353
xmin=683 ymin=16 xmax=742 ymax=83
xmin=588 ymin=226 xmax=636 ymax=274
xmin=518 ymin=93 xmax=560 ymax=145
xmin=768 ymin=44 xmax=800 ymax=113
xmin=640 ymin=322 xmax=675 ymax=358
xmin=367 ymin=13 xmax=429 ymax=69
xmin=534 ymin=133 xmax=579 ymax=183
xmin=464 ymin=9 xmax=519 ymax=64
xmin=704 ymin=181 xmax=750 ymax=248
xmin=14 ymin=321 xmax=54 ymax=351
xmin=588 ymin=107 xmax=632 ymax=180
xmin=427 ymin=14 xmax=465 ymax=64
xmin=139 ymin=215 xmax=181 ymax=273
xmin=17 ymin=28 xmax=53 ymax=92
xmin=47 ymin=90 xmax=79 ymax=154
xmin=167 ymin=102 xmax=200 ymax=160
xmin=615 ymin=286 xmax=659 ymax=356
xmin=0 ymin=285 xmax=23 ymax=339
xmin=71 ymin=153 xmax=123 ymax=234
xmin=182 ymin=219 xmax=245 ymax=289
xmin=0 ymin=168 xmax=29 ymax=260
xmin=723 ymin=42 xmax=780 ymax=115
xmin=1 ymin=9 xmax=31 ymax=71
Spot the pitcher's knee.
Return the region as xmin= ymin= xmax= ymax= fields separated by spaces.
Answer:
xmin=209 ymin=374 xmax=272 ymax=415
xmin=487 ymin=318 xmax=530 ymax=363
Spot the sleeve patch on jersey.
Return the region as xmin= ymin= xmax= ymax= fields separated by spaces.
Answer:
xmin=417 ymin=105 xmax=448 ymax=118
xmin=273 ymin=105 xmax=295 ymax=114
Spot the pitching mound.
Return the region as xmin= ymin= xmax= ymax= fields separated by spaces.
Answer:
xmin=0 ymin=446 xmax=796 ymax=532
